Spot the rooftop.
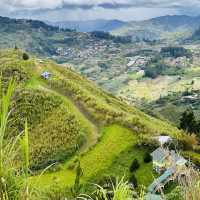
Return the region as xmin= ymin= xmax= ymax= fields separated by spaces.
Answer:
xmin=150 ymin=147 xmax=168 ymax=163
xmin=154 ymin=136 xmax=172 ymax=146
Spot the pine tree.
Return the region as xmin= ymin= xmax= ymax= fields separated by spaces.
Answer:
xmin=180 ymin=109 xmax=198 ymax=134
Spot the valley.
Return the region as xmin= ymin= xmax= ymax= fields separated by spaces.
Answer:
xmin=1 ymin=13 xmax=200 ymax=199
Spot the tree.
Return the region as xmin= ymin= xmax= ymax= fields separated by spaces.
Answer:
xmin=144 ymin=152 xmax=152 ymax=163
xmin=179 ymin=109 xmax=199 ymax=134
xmin=14 ymin=45 xmax=18 ymax=50
xmin=129 ymin=174 xmax=137 ymax=188
xmin=130 ymin=159 xmax=139 ymax=172
xmin=22 ymin=53 xmax=29 ymax=60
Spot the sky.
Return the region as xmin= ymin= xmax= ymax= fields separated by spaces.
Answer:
xmin=1 ymin=0 xmax=200 ymax=22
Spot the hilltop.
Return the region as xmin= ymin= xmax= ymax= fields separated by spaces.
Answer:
xmin=0 ymin=49 xmax=183 ymax=192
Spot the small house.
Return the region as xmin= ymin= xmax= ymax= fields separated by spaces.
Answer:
xmin=41 ymin=71 xmax=51 ymax=79
xmin=151 ymin=147 xmax=169 ymax=173
xmin=151 ymin=147 xmax=187 ymax=173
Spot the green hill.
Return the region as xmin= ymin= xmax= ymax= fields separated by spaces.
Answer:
xmin=1 ymin=49 xmax=182 ymax=192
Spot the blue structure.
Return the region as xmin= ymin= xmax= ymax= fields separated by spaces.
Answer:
xmin=41 ymin=71 xmax=51 ymax=79
xmin=145 ymin=193 xmax=162 ymax=200
xmin=148 ymin=168 xmax=175 ymax=193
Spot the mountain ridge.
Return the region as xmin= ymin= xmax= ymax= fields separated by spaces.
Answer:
xmin=112 ymin=14 xmax=200 ymax=41
xmin=46 ymin=19 xmax=126 ymax=32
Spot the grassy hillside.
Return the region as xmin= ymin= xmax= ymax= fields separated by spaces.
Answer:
xmin=0 ymin=49 xmax=183 ymax=193
xmin=31 ymin=125 xmax=154 ymax=189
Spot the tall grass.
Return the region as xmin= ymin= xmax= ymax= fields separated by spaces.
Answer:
xmin=78 ymin=177 xmax=145 ymax=200
xmin=178 ymin=166 xmax=200 ymax=200
xmin=0 ymin=79 xmax=19 ymax=200
xmin=0 ymin=79 xmax=31 ymax=200
xmin=0 ymin=78 xmax=35 ymax=200
xmin=20 ymin=120 xmax=30 ymax=200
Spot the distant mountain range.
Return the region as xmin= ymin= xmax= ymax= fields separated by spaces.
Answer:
xmin=46 ymin=19 xmax=127 ymax=32
xmin=112 ymin=15 xmax=200 ymax=42
xmin=45 ymin=15 xmax=200 ymax=42
xmin=0 ymin=14 xmax=200 ymax=59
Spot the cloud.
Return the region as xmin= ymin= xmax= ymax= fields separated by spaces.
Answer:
xmin=2 ymin=0 xmax=200 ymax=11
xmin=1 ymin=0 xmax=200 ymax=21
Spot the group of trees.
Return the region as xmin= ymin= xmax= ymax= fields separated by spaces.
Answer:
xmin=179 ymin=108 xmax=200 ymax=136
xmin=144 ymin=56 xmax=184 ymax=79
xmin=144 ymin=61 xmax=169 ymax=78
xmin=90 ymin=31 xmax=132 ymax=44
xmin=160 ymin=47 xmax=192 ymax=58
xmin=144 ymin=46 xmax=191 ymax=79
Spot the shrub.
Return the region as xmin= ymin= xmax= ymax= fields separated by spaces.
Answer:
xmin=98 ymin=176 xmax=116 ymax=189
xmin=143 ymin=152 xmax=152 ymax=163
xmin=44 ymin=182 xmax=72 ymax=200
xmin=178 ymin=133 xmax=198 ymax=151
xmin=22 ymin=53 xmax=29 ymax=60
xmin=136 ymin=135 xmax=159 ymax=151
xmin=130 ymin=159 xmax=139 ymax=172
xmin=129 ymin=174 xmax=137 ymax=188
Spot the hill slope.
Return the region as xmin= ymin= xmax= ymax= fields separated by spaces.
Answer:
xmin=1 ymin=49 xmax=182 ymax=190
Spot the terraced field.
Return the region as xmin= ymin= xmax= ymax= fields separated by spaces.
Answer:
xmin=120 ymin=67 xmax=200 ymax=103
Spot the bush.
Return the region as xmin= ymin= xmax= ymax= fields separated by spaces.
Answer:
xmin=130 ymin=159 xmax=139 ymax=172
xmin=178 ymin=133 xmax=198 ymax=151
xmin=136 ymin=136 xmax=159 ymax=151
xmin=22 ymin=53 xmax=29 ymax=60
xmin=143 ymin=152 xmax=152 ymax=163
xmin=160 ymin=46 xmax=192 ymax=58
xmin=129 ymin=174 xmax=137 ymax=188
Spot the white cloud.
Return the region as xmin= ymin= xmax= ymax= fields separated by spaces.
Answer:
xmin=2 ymin=0 xmax=200 ymax=10
xmin=1 ymin=0 xmax=200 ymax=21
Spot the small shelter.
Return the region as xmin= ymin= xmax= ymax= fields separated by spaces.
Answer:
xmin=151 ymin=148 xmax=187 ymax=173
xmin=154 ymin=136 xmax=172 ymax=146
xmin=41 ymin=71 xmax=51 ymax=79
xmin=150 ymin=147 xmax=169 ymax=173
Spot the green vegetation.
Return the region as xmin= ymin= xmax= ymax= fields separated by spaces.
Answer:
xmin=22 ymin=52 xmax=29 ymax=60
xmin=91 ymin=31 xmax=132 ymax=43
xmin=180 ymin=108 xmax=200 ymax=135
xmin=160 ymin=47 xmax=192 ymax=58
xmin=1 ymin=14 xmax=200 ymax=199
xmin=144 ymin=59 xmax=185 ymax=79
xmin=130 ymin=159 xmax=140 ymax=172
xmin=144 ymin=152 xmax=152 ymax=163
xmin=0 ymin=49 xmax=187 ymax=199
